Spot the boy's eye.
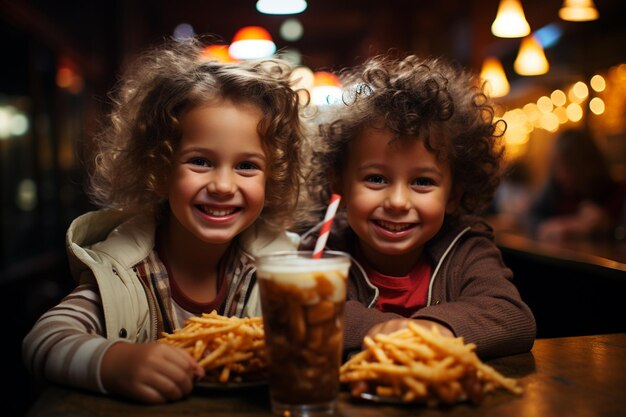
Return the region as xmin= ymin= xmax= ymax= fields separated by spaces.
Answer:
xmin=365 ymin=174 xmax=387 ymax=184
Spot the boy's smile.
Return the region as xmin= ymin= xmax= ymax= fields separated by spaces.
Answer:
xmin=338 ymin=126 xmax=455 ymax=275
xmin=372 ymin=219 xmax=417 ymax=237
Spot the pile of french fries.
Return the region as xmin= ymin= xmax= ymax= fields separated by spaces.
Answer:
xmin=158 ymin=311 xmax=267 ymax=384
xmin=340 ymin=322 xmax=522 ymax=405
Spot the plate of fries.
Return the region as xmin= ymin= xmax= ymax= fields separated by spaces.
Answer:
xmin=158 ymin=311 xmax=268 ymax=388
xmin=340 ymin=322 xmax=523 ymax=406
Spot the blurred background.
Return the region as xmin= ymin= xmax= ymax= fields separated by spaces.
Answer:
xmin=2 ymin=0 xmax=625 ymax=415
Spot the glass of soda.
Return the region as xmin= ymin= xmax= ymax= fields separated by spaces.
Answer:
xmin=256 ymin=251 xmax=351 ymax=416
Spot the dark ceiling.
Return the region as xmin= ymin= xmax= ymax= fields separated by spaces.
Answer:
xmin=1 ymin=0 xmax=625 ymax=95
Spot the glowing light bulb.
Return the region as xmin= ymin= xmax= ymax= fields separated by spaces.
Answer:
xmin=256 ymin=0 xmax=307 ymax=15
xmin=480 ymin=57 xmax=510 ymax=97
xmin=229 ymin=26 xmax=276 ymax=60
xmin=514 ymin=35 xmax=549 ymax=76
xmin=491 ymin=0 xmax=531 ymax=38
xmin=559 ymin=0 xmax=599 ymax=22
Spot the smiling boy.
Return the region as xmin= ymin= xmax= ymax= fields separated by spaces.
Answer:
xmin=301 ymin=54 xmax=536 ymax=359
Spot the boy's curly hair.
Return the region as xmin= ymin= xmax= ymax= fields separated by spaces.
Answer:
xmin=87 ymin=38 xmax=306 ymax=231
xmin=307 ymin=54 xmax=505 ymax=222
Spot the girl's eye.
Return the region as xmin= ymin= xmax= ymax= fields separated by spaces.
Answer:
xmin=236 ymin=161 xmax=260 ymax=171
xmin=365 ymin=174 xmax=387 ymax=184
xmin=412 ymin=177 xmax=435 ymax=187
xmin=189 ymin=157 xmax=211 ymax=167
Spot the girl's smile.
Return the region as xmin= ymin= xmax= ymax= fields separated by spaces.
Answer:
xmin=166 ymin=99 xmax=267 ymax=249
xmin=194 ymin=204 xmax=241 ymax=222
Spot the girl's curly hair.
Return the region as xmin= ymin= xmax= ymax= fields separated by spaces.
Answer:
xmin=306 ymin=54 xmax=505 ymax=223
xmin=87 ymin=38 xmax=307 ymax=231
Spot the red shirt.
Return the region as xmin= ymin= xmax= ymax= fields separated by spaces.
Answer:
xmin=158 ymin=246 xmax=228 ymax=315
xmin=167 ymin=263 xmax=227 ymax=314
xmin=356 ymin=251 xmax=431 ymax=317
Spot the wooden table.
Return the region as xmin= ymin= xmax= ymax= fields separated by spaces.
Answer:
xmin=495 ymin=229 xmax=626 ymax=275
xmin=25 ymin=333 xmax=626 ymax=417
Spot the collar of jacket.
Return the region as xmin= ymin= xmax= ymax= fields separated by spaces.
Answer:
xmin=298 ymin=211 xmax=493 ymax=307
xmin=299 ymin=212 xmax=492 ymax=263
xmin=67 ymin=209 xmax=301 ymax=280
xmin=66 ymin=209 xmax=155 ymax=282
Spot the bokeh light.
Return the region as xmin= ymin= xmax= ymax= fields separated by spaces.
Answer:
xmin=550 ymin=89 xmax=567 ymax=107
xmin=589 ymin=97 xmax=605 ymax=115
xmin=566 ymin=102 xmax=583 ymax=122
xmin=280 ymin=18 xmax=304 ymax=41
xmin=590 ymin=74 xmax=606 ymax=92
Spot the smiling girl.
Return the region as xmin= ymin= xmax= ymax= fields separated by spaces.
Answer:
xmin=23 ymin=39 xmax=305 ymax=403
xmin=301 ymin=54 xmax=536 ymax=359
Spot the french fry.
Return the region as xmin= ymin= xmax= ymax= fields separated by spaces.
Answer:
xmin=340 ymin=323 xmax=522 ymax=405
xmin=158 ymin=310 xmax=267 ymax=384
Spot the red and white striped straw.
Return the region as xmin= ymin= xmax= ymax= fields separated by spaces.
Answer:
xmin=312 ymin=194 xmax=341 ymax=259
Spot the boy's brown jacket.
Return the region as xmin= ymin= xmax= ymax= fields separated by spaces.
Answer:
xmin=299 ymin=214 xmax=536 ymax=359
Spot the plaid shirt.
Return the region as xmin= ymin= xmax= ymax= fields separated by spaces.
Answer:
xmin=134 ymin=242 xmax=258 ymax=336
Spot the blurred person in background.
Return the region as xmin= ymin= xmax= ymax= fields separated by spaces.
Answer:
xmin=527 ymin=129 xmax=626 ymax=242
xmin=491 ymin=159 xmax=533 ymax=231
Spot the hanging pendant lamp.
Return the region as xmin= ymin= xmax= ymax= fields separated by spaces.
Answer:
xmin=491 ymin=0 xmax=531 ymax=38
xmin=228 ymin=26 xmax=276 ymax=60
xmin=480 ymin=57 xmax=510 ymax=97
xmin=514 ymin=35 xmax=549 ymax=76
xmin=559 ymin=0 xmax=599 ymax=22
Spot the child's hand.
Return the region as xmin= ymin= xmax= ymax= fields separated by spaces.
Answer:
xmin=100 ymin=341 xmax=205 ymax=404
xmin=365 ymin=318 xmax=454 ymax=344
